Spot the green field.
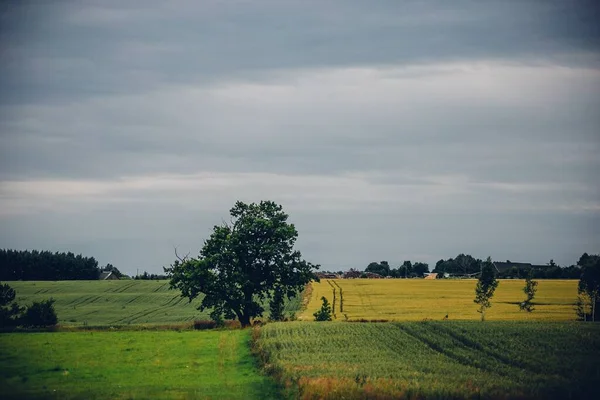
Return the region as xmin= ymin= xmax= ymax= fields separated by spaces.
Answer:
xmin=0 ymin=329 xmax=279 ymax=400
xmin=6 ymin=280 xmax=301 ymax=326
xmin=302 ymin=279 xmax=579 ymax=321
xmin=255 ymin=321 xmax=600 ymax=399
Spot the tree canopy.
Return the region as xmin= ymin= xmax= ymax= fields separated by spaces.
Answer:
xmin=165 ymin=200 xmax=319 ymax=327
xmin=365 ymin=261 xmax=391 ymax=277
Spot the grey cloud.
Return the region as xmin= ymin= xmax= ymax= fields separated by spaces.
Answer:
xmin=0 ymin=1 xmax=599 ymax=273
xmin=2 ymin=0 xmax=599 ymax=106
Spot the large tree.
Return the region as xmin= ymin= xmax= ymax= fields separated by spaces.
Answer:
xmin=165 ymin=200 xmax=319 ymax=327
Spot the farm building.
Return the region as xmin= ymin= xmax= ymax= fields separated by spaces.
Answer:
xmin=315 ymin=272 xmax=340 ymax=279
xmin=343 ymin=269 xmax=362 ymax=279
xmin=424 ymin=272 xmax=450 ymax=279
xmin=99 ymin=271 xmax=119 ymax=280
xmin=492 ymin=261 xmax=549 ymax=274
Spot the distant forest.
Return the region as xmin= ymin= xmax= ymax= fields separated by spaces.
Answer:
xmin=0 ymin=249 xmax=102 ymax=280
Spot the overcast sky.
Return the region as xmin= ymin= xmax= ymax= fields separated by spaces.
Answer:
xmin=1 ymin=0 xmax=599 ymax=275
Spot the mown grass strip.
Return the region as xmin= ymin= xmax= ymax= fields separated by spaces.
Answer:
xmin=0 ymin=330 xmax=281 ymax=400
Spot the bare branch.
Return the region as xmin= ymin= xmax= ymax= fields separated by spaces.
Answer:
xmin=173 ymin=246 xmax=190 ymax=262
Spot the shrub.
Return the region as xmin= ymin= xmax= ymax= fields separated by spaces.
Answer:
xmin=313 ymin=296 xmax=332 ymax=321
xmin=193 ymin=320 xmax=217 ymax=330
xmin=21 ymin=299 xmax=58 ymax=327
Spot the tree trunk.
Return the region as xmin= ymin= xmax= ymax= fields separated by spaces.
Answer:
xmin=593 ymin=294 xmax=597 ymax=322
xmin=239 ymin=313 xmax=251 ymax=328
xmin=481 ymin=308 xmax=485 ymax=322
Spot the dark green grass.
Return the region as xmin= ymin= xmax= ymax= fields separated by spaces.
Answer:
xmin=0 ymin=330 xmax=280 ymax=399
xmin=256 ymin=321 xmax=600 ymax=399
xmin=6 ymin=280 xmax=301 ymax=326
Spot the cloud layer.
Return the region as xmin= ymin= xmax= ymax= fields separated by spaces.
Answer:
xmin=1 ymin=1 xmax=599 ymax=273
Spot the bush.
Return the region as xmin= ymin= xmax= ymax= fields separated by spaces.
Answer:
xmin=21 ymin=299 xmax=58 ymax=327
xmin=193 ymin=320 xmax=217 ymax=330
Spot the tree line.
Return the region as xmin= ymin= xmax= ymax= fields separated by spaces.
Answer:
xmin=364 ymin=260 xmax=430 ymax=278
xmin=321 ymin=253 xmax=586 ymax=280
xmin=0 ymin=249 xmax=106 ymax=280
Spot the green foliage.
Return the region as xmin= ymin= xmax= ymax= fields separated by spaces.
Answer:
xmin=519 ymin=270 xmax=538 ymax=312
xmin=474 ymin=257 xmax=499 ymax=321
xmin=21 ymin=299 xmax=58 ymax=327
xmin=434 ymin=254 xmax=482 ymax=275
xmin=0 ymin=283 xmax=21 ymax=328
xmin=268 ymin=287 xmax=285 ymax=322
xmin=165 ymin=200 xmax=319 ymax=327
xmin=411 ymin=262 xmax=429 ymax=277
xmin=313 ymin=296 xmax=332 ymax=321
xmin=365 ymin=261 xmax=391 ymax=277
xmin=0 ymin=283 xmax=15 ymax=306
xmin=1 ymin=283 xmax=58 ymax=328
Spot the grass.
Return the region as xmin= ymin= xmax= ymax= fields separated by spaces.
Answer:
xmin=301 ymin=279 xmax=579 ymax=321
xmin=6 ymin=280 xmax=301 ymax=326
xmin=255 ymin=321 xmax=600 ymax=399
xmin=0 ymin=329 xmax=280 ymax=400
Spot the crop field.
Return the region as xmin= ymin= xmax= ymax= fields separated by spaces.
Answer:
xmin=300 ymin=279 xmax=578 ymax=321
xmin=255 ymin=321 xmax=600 ymax=399
xmin=0 ymin=329 xmax=279 ymax=400
xmin=6 ymin=280 xmax=301 ymax=326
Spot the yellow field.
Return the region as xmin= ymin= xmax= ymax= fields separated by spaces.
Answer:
xmin=299 ymin=279 xmax=579 ymax=321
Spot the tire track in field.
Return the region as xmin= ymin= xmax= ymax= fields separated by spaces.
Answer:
xmin=111 ymin=295 xmax=189 ymax=324
xmin=69 ymin=295 xmax=96 ymax=307
xmin=426 ymin=323 xmax=554 ymax=378
xmin=125 ymin=294 xmax=144 ymax=305
xmin=115 ymin=282 xmax=138 ymax=293
xmin=153 ymin=282 xmax=168 ymax=292
xmin=118 ymin=303 xmax=177 ymax=324
xmin=394 ymin=323 xmax=513 ymax=378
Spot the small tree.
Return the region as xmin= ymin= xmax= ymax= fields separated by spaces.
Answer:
xmin=268 ymin=286 xmax=285 ymax=322
xmin=474 ymin=257 xmax=499 ymax=321
xmin=0 ymin=283 xmax=22 ymax=328
xmin=519 ymin=270 xmax=538 ymax=312
xmin=313 ymin=296 xmax=332 ymax=321
xmin=577 ymin=253 xmax=600 ymax=321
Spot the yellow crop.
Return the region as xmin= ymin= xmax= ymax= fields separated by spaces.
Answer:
xmin=300 ymin=279 xmax=578 ymax=321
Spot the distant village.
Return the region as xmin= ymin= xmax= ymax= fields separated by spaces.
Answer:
xmin=316 ymin=259 xmax=576 ymax=280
